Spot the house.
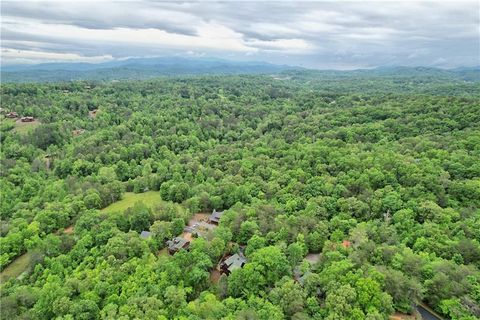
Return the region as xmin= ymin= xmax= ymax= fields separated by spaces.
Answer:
xmin=72 ymin=129 xmax=86 ymax=136
xmin=89 ymin=109 xmax=98 ymax=118
xmin=208 ymin=209 xmax=225 ymax=225
xmin=6 ymin=111 xmax=18 ymax=118
xmin=220 ymin=253 xmax=247 ymax=275
xmin=166 ymin=237 xmax=190 ymax=254
xmin=342 ymin=240 xmax=351 ymax=248
xmin=20 ymin=116 xmax=35 ymax=122
xmin=140 ymin=231 xmax=152 ymax=239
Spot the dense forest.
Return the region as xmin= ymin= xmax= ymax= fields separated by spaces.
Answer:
xmin=1 ymin=72 xmax=479 ymax=320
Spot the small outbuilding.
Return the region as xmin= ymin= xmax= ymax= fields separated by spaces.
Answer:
xmin=20 ymin=116 xmax=35 ymax=122
xmin=220 ymin=253 xmax=247 ymax=275
xmin=72 ymin=129 xmax=86 ymax=136
xmin=208 ymin=209 xmax=224 ymax=225
xmin=166 ymin=237 xmax=190 ymax=254
xmin=89 ymin=109 xmax=98 ymax=118
xmin=140 ymin=231 xmax=152 ymax=239
xmin=6 ymin=111 xmax=18 ymax=118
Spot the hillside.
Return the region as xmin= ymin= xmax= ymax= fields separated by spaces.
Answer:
xmin=1 ymin=57 xmax=299 ymax=82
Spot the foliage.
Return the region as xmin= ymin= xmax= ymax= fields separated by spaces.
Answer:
xmin=1 ymin=72 xmax=479 ymax=319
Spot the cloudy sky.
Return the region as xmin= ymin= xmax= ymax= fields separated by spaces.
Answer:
xmin=1 ymin=1 xmax=479 ymax=69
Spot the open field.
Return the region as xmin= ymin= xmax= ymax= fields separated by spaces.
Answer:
xmin=14 ymin=119 xmax=41 ymax=134
xmin=101 ymin=191 xmax=163 ymax=214
xmin=0 ymin=252 xmax=31 ymax=283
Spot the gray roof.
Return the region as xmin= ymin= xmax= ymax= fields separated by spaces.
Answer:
xmin=209 ymin=209 xmax=224 ymax=223
xmin=140 ymin=231 xmax=152 ymax=239
xmin=167 ymin=237 xmax=189 ymax=251
xmin=224 ymin=253 xmax=247 ymax=271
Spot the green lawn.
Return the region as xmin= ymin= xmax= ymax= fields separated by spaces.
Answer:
xmin=101 ymin=191 xmax=163 ymax=214
xmin=13 ymin=120 xmax=41 ymax=134
xmin=1 ymin=252 xmax=31 ymax=283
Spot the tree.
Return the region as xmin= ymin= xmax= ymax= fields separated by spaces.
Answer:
xmin=287 ymin=242 xmax=305 ymax=267
xmin=269 ymin=279 xmax=306 ymax=316
xmin=127 ymin=202 xmax=153 ymax=232
xmin=238 ymin=221 xmax=259 ymax=244
xmin=98 ymin=166 xmax=117 ymax=184
xmin=84 ymin=189 xmax=102 ymax=209
xmin=251 ymin=246 xmax=290 ymax=287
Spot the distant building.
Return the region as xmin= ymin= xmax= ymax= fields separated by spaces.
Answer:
xmin=220 ymin=253 xmax=247 ymax=275
xmin=72 ymin=129 xmax=86 ymax=136
xmin=208 ymin=209 xmax=224 ymax=225
xmin=89 ymin=110 xmax=98 ymax=118
xmin=166 ymin=237 xmax=190 ymax=254
xmin=20 ymin=116 xmax=35 ymax=122
xmin=140 ymin=231 xmax=152 ymax=239
xmin=6 ymin=111 xmax=18 ymax=118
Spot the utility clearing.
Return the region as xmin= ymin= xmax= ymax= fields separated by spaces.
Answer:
xmin=101 ymin=191 xmax=163 ymax=214
xmin=1 ymin=252 xmax=31 ymax=283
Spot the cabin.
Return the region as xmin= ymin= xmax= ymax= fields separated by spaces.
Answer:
xmin=6 ymin=112 xmax=18 ymax=118
xmin=89 ymin=109 xmax=98 ymax=118
xmin=220 ymin=253 xmax=247 ymax=275
xmin=72 ymin=129 xmax=86 ymax=136
xmin=166 ymin=237 xmax=190 ymax=254
xmin=20 ymin=116 xmax=35 ymax=122
xmin=208 ymin=209 xmax=225 ymax=225
xmin=140 ymin=231 xmax=152 ymax=239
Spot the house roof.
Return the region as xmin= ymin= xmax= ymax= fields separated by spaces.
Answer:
xmin=223 ymin=253 xmax=247 ymax=271
xmin=209 ymin=209 xmax=224 ymax=223
xmin=167 ymin=237 xmax=189 ymax=251
xmin=140 ymin=231 xmax=152 ymax=239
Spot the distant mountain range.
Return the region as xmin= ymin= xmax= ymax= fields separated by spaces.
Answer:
xmin=1 ymin=57 xmax=478 ymax=82
xmin=1 ymin=57 xmax=300 ymax=82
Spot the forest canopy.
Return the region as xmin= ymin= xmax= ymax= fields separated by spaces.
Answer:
xmin=0 ymin=71 xmax=479 ymax=320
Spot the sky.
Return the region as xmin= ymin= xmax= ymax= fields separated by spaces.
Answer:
xmin=1 ymin=0 xmax=479 ymax=69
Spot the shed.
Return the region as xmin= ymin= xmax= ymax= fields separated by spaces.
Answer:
xmin=166 ymin=237 xmax=190 ymax=254
xmin=220 ymin=253 xmax=247 ymax=275
xmin=140 ymin=231 xmax=152 ymax=239
xmin=20 ymin=116 xmax=35 ymax=122
xmin=208 ymin=209 xmax=224 ymax=225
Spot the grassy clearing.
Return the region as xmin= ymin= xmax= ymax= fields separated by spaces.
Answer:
xmin=101 ymin=191 xmax=163 ymax=214
xmin=13 ymin=120 xmax=41 ymax=134
xmin=1 ymin=252 xmax=31 ymax=283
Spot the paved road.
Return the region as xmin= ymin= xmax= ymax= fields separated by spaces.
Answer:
xmin=417 ymin=305 xmax=441 ymax=320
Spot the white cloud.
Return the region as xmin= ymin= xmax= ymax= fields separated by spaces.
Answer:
xmin=1 ymin=48 xmax=113 ymax=64
xmin=1 ymin=0 xmax=478 ymax=68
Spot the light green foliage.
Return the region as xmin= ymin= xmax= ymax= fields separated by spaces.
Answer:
xmin=101 ymin=191 xmax=163 ymax=214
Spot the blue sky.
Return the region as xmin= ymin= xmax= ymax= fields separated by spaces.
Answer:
xmin=1 ymin=1 xmax=479 ymax=69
